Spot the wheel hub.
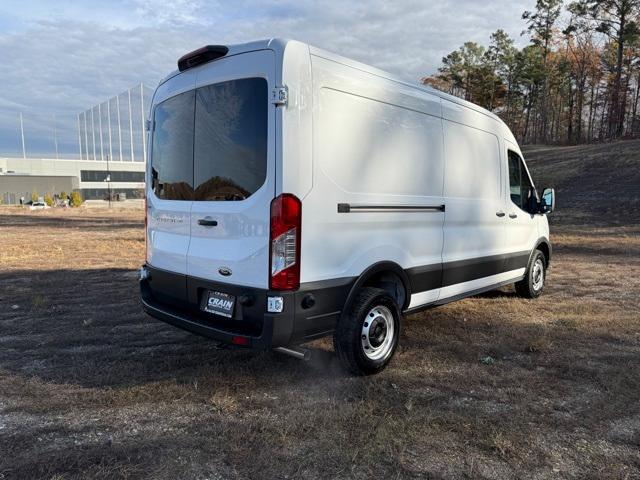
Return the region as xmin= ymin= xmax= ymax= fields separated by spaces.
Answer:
xmin=369 ymin=318 xmax=387 ymax=347
xmin=361 ymin=306 xmax=395 ymax=361
xmin=532 ymin=259 xmax=544 ymax=291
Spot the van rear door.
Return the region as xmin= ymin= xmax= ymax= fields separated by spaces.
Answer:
xmin=147 ymin=70 xmax=197 ymax=287
xmin=187 ymin=50 xmax=276 ymax=289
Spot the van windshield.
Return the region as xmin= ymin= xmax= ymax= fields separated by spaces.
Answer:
xmin=151 ymin=77 xmax=268 ymax=201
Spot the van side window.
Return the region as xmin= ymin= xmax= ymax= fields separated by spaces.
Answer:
xmin=508 ymin=150 xmax=535 ymax=212
xmin=150 ymin=90 xmax=195 ymax=200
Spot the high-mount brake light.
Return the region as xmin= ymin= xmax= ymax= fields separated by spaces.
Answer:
xmin=177 ymin=45 xmax=229 ymax=72
xmin=269 ymin=194 xmax=301 ymax=291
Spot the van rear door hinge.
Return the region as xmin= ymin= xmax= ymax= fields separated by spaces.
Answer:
xmin=271 ymin=86 xmax=288 ymax=107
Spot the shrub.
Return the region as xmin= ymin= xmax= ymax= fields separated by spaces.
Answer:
xmin=70 ymin=191 xmax=83 ymax=207
xmin=44 ymin=193 xmax=54 ymax=207
xmin=59 ymin=191 xmax=67 ymax=200
xmin=31 ymin=190 xmax=38 ymax=202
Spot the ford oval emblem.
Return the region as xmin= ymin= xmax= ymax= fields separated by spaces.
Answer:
xmin=218 ymin=267 xmax=232 ymax=277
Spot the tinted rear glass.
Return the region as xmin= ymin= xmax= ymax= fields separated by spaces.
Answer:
xmin=150 ymin=78 xmax=268 ymax=201
xmin=194 ymin=78 xmax=268 ymax=201
xmin=150 ymin=90 xmax=195 ymax=200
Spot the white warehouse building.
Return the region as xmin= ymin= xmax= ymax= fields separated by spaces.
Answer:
xmin=0 ymin=157 xmax=145 ymax=204
xmin=0 ymin=84 xmax=150 ymax=204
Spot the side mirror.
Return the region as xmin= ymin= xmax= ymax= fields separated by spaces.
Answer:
xmin=540 ymin=187 xmax=555 ymax=214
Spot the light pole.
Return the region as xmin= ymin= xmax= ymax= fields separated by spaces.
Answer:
xmin=104 ymin=154 xmax=111 ymax=208
xmin=104 ymin=173 xmax=111 ymax=208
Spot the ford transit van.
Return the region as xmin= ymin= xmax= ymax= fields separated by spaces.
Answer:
xmin=140 ymin=39 xmax=555 ymax=375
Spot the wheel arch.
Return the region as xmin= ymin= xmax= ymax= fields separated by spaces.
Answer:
xmin=533 ymin=237 xmax=552 ymax=267
xmin=344 ymin=261 xmax=412 ymax=313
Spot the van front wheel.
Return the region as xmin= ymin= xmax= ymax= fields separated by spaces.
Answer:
xmin=515 ymin=249 xmax=547 ymax=298
xmin=334 ymin=287 xmax=401 ymax=375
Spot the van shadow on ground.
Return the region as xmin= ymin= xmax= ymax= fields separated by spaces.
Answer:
xmin=0 ymin=268 xmax=343 ymax=390
xmin=0 ymin=266 xmax=636 ymax=396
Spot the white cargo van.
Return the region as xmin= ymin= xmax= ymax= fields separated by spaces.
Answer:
xmin=140 ymin=39 xmax=555 ymax=375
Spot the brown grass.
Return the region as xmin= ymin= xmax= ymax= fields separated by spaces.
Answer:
xmin=1 ymin=142 xmax=640 ymax=479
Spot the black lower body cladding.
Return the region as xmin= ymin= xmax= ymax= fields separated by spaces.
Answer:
xmin=140 ymin=265 xmax=354 ymax=349
xmin=140 ymin=248 xmax=543 ymax=349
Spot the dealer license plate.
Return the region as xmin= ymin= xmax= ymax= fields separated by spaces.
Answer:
xmin=202 ymin=291 xmax=235 ymax=318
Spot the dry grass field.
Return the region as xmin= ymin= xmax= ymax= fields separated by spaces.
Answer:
xmin=1 ymin=141 xmax=639 ymax=479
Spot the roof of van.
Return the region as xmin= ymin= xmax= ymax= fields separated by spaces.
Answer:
xmin=160 ymin=38 xmax=509 ymax=134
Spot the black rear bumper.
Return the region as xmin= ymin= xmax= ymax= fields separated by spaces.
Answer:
xmin=140 ymin=265 xmax=353 ymax=349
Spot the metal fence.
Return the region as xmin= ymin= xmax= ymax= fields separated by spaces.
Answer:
xmin=1 ymin=84 xmax=152 ymax=161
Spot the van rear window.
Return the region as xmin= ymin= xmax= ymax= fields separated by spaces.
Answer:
xmin=150 ymin=78 xmax=268 ymax=201
xmin=150 ymin=90 xmax=195 ymax=201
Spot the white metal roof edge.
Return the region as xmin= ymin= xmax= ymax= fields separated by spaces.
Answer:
xmin=158 ymin=38 xmax=507 ymax=130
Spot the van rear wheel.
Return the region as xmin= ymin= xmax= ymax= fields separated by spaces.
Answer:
xmin=334 ymin=287 xmax=401 ymax=375
xmin=515 ymin=249 xmax=547 ymax=298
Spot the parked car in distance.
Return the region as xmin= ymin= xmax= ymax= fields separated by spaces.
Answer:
xmin=140 ymin=39 xmax=555 ymax=375
xmin=29 ymin=197 xmax=50 ymax=210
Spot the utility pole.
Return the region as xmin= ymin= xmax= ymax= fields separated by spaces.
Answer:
xmin=105 ymin=154 xmax=111 ymax=208
xmin=116 ymin=94 xmax=123 ymax=161
xmin=98 ymin=102 xmax=104 ymax=161
xmin=140 ymin=83 xmax=146 ymax=163
xmin=107 ymin=99 xmax=113 ymax=163
xmin=91 ymin=107 xmax=96 ymax=160
xmin=128 ymin=88 xmax=134 ymax=162
xmin=77 ymin=114 xmax=83 ymax=160
xmin=19 ymin=112 xmax=26 ymax=159
xmin=53 ymin=114 xmax=59 ymax=160
xmin=83 ymin=111 xmax=89 ymax=160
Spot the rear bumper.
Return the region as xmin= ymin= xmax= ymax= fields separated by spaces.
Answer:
xmin=140 ymin=265 xmax=354 ymax=349
xmin=141 ymin=284 xmax=284 ymax=349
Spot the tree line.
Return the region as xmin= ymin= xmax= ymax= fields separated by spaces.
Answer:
xmin=422 ymin=0 xmax=640 ymax=144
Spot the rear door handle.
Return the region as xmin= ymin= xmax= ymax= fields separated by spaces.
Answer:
xmin=496 ymin=211 xmax=506 ymax=217
xmin=509 ymin=213 xmax=518 ymax=219
xmin=198 ymin=217 xmax=218 ymax=227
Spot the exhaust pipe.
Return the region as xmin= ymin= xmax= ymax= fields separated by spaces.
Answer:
xmin=274 ymin=346 xmax=311 ymax=361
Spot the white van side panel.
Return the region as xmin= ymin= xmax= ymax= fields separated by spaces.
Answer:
xmin=319 ymin=88 xmax=444 ymax=197
xmin=146 ymin=69 xmax=198 ymax=275
xmin=441 ymin=119 xmax=506 ymax=265
xmin=443 ymin=121 xmax=502 ymax=200
xmin=441 ymin=97 xmax=502 ymax=136
xmin=302 ymin=55 xmax=445 ymax=285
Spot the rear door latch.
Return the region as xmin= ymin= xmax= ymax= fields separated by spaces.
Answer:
xmin=271 ymin=86 xmax=288 ymax=107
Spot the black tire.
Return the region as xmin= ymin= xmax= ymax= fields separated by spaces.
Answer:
xmin=334 ymin=287 xmax=401 ymax=375
xmin=515 ymin=249 xmax=547 ymax=298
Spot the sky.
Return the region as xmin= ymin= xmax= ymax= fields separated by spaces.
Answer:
xmin=0 ymin=0 xmax=535 ymax=158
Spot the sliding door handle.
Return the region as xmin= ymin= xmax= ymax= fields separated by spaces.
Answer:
xmin=509 ymin=213 xmax=518 ymax=219
xmin=495 ymin=211 xmax=506 ymax=217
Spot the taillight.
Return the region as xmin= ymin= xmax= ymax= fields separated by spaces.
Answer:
xmin=269 ymin=194 xmax=301 ymax=290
